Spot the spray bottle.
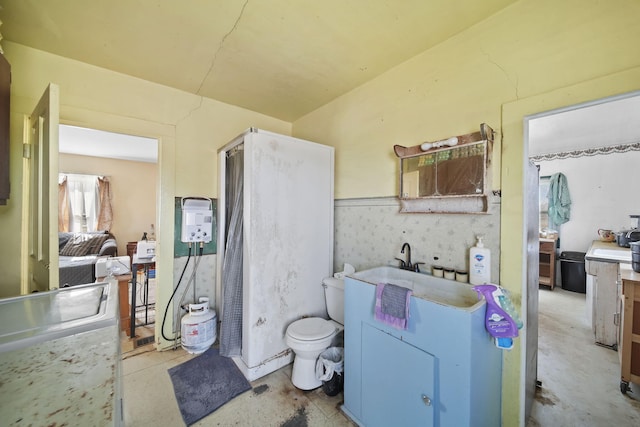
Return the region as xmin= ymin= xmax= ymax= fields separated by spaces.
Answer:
xmin=473 ymin=284 xmax=521 ymax=350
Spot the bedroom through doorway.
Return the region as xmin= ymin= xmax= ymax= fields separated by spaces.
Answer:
xmin=58 ymin=124 xmax=158 ymax=351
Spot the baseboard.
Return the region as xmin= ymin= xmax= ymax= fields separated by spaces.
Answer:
xmin=232 ymin=350 xmax=294 ymax=382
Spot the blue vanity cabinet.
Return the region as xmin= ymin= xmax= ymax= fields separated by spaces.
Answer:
xmin=342 ymin=270 xmax=502 ymax=427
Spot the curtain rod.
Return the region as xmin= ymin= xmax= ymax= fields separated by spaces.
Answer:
xmin=60 ymin=172 xmax=108 ymax=179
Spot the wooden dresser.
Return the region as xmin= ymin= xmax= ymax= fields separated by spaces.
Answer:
xmin=539 ymin=237 xmax=558 ymax=290
xmin=620 ymin=263 xmax=640 ymax=394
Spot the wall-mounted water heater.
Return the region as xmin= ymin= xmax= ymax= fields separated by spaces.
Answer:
xmin=181 ymin=197 xmax=213 ymax=243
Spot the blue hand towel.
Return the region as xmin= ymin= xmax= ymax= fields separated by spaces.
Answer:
xmin=374 ymin=283 xmax=412 ymax=330
xmin=548 ymin=172 xmax=571 ymax=225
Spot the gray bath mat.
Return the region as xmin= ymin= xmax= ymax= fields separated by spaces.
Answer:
xmin=168 ymin=347 xmax=251 ymax=425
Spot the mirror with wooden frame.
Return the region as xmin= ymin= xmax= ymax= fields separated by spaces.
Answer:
xmin=394 ymin=124 xmax=494 ymax=213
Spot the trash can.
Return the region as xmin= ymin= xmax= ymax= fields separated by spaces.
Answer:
xmin=559 ymin=251 xmax=586 ymax=293
xmin=316 ymin=347 xmax=344 ymax=396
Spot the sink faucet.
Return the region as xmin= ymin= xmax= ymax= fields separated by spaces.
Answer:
xmin=401 ymin=243 xmax=412 ymax=269
xmin=395 ymin=242 xmax=425 ymax=272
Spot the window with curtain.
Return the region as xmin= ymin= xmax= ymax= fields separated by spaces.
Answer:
xmin=539 ymin=176 xmax=550 ymax=232
xmin=58 ymin=174 xmax=113 ymax=232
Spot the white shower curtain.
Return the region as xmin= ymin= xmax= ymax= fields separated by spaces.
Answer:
xmin=219 ymin=147 xmax=244 ymax=357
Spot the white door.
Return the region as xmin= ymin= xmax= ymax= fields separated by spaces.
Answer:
xmin=21 ymin=84 xmax=60 ymax=293
xmin=524 ymin=161 xmax=540 ymax=419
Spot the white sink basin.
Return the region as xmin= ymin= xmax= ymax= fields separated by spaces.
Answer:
xmin=0 ymin=282 xmax=118 ymax=352
xmin=348 ymin=266 xmax=483 ymax=310
xmin=589 ymin=248 xmax=631 ymax=262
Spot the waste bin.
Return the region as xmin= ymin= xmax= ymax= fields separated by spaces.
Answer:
xmin=559 ymin=251 xmax=586 ymax=293
xmin=316 ymin=347 xmax=344 ymax=396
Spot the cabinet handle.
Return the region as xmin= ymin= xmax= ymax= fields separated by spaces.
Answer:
xmin=421 ymin=394 xmax=432 ymax=406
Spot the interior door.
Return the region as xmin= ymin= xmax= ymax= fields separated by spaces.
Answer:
xmin=524 ymin=161 xmax=540 ymax=420
xmin=21 ymin=84 xmax=60 ymax=293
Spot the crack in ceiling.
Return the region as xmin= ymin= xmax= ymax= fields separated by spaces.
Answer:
xmin=197 ymin=0 xmax=250 ymax=95
xmin=0 ymin=0 xmax=519 ymax=121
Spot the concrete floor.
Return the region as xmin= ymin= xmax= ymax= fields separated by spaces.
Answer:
xmin=121 ymin=341 xmax=354 ymax=426
xmin=121 ymin=275 xmax=353 ymax=426
xmin=121 ymin=287 xmax=640 ymax=426
xmin=528 ymin=287 xmax=640 ymax=426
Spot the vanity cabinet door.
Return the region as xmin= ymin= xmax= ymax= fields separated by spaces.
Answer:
xmin=361 ymin=323 xmax=435 ymax=427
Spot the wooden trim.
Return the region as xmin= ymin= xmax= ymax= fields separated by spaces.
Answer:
xmin=393 ymin=123 xmax=494 ymax=159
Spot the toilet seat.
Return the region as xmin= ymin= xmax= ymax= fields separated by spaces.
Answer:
xmin=287 ymin=317 xmax=335 ymax=341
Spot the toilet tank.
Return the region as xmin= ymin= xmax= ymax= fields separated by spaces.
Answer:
xmin=323 ymin=277 xmax=345 ymax=324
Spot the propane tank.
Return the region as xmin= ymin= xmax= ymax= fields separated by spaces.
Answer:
xmin=181 ymin=297 xmax=217 ymax=354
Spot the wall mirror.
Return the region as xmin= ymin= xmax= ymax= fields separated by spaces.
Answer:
xmin=400 ymin=141 xmax=486 ymax=198
xmin=394 ymin=123 xmax=494 ymax=213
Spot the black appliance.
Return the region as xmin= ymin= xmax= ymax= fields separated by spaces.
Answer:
xmin=631 ymin=241 xmax=640 ymax=273
xmin=559 ymin=251 xmax=587 ymax=293
xmin=616 ymin=215 xmax=640 ymax=248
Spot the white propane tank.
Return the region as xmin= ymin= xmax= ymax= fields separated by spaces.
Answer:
xmin=181 ymin=297 xmax=217 ymax=354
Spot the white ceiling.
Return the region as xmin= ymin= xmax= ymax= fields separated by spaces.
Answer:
xmin=0 ymin=0 xmax=517 ymax=122
xmin=528 ymin=92 xmax=640 ymax=157
xmin=59 ymin=125 xmax=158 ymax=163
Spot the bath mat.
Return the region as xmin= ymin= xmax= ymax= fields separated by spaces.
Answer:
xmin=168 ymin=347 xmax=251 ymax=425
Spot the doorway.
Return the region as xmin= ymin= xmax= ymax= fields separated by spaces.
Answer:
xmin=527 ymin=91 xmax=640 ymax=254
xmin=524 ymin=91 xmax=640 ymax=423
xmin=58 ymin=124 xmax=159 ymax=350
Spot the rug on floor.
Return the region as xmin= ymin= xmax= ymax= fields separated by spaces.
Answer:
xmin=168 ymin=347 xmax=251 ymax=425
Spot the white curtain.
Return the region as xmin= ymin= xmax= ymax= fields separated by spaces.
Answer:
xmin=60 ymin=174 xmax=100 ymax=232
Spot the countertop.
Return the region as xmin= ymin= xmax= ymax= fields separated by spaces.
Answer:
xmin=0 ymin=324 xmax=121 ymax=426
xmin=621 ymin=263 xmax=640 ymax=282
xmin=585 ymin=240 xmax=631 ymax=263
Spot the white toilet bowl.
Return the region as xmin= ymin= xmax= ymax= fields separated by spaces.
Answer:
xmin=286 ymin=275 xmax=346 ymax=390
xmin=285 ymin=317 xmax=342 ymax=390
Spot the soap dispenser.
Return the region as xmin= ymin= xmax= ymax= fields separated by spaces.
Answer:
xmin=469 ymin=235 xmax=491 ymax=285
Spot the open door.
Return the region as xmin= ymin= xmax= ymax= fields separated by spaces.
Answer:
xmin=21 ymin=84 xmax=60 ymax=293
xmin=524 ymin=161 xmax=540 ymax=420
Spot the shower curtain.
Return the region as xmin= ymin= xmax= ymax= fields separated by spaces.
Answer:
xmin=219 ymin=147 xmax=244 ymax=357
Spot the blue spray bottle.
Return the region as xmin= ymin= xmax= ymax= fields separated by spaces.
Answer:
xmin=473 ymin=284 xmax=521 ymax=350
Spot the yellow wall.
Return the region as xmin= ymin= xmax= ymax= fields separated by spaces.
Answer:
xmin=292 ymin=0 xmax=640 ymax=424
xmin=59 ymin=153 xmax=157 ymax=257
xmin=500 ymin=66 xmax=640 ymax=424
xmin=1 ymin=0 xmax=640 ymax=423
xmin=0 ymin=41 xmax=290 ymax=323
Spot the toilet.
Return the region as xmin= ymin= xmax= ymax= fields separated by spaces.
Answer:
xmin=285 ymin=276 xmax=345 ymax=390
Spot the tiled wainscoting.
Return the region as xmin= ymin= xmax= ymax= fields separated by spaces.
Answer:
xmin=333 ymin=196 xmax=501 ymax=278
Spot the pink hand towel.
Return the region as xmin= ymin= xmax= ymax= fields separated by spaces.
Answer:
xmin=374 ymin=283 xmax=412 ymax=330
